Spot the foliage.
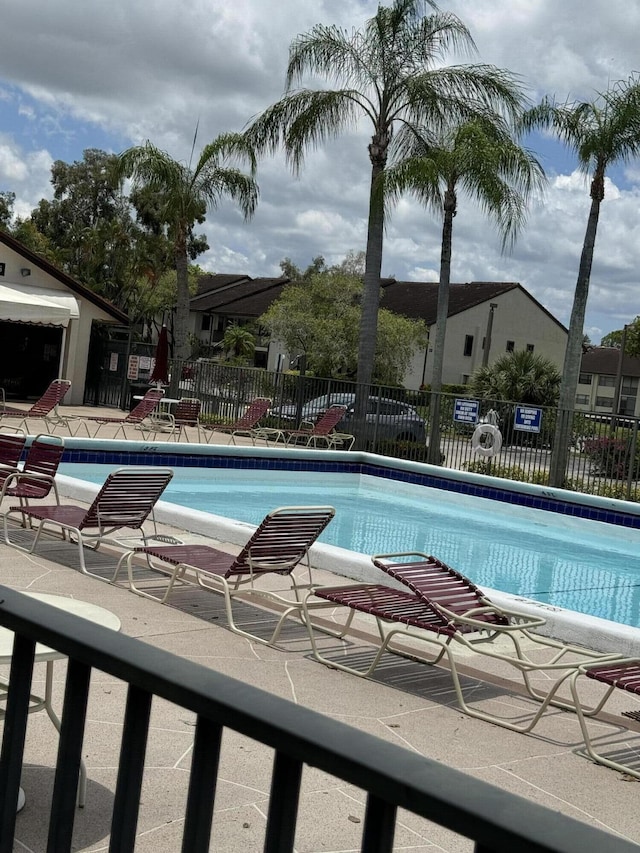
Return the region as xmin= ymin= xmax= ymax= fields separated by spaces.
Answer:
xmin=469 ymin=349 xmax=561 ymax=407
xmin=581 ymin=436 xmax=637 ymax=480
xmin=219 ymin=323 xmax=256 ymax=364
xmin=259 ymin=267 xmax=427 ymax=385
xmin=246 ymin=0 xmax=526 ymax=400
xmin=600 ymin=316 xmax=640 ymax=356
xmin=374 ymin=439 xmax=432 ymax=463
xmin=0 ymin=192 xmax=15 ymax=230
xmin=522 ymin=74 xmax=640 ymax=485
xmin=116 ymin=134 xmax=258 ymax=362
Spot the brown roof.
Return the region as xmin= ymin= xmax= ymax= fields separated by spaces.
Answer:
xmin=580 ymin=347 xmax=640 ymax=377
xmin=192 ymin=274 xmax=290 ymax=314
xmin=0 ymin=230 xmax=129 ymax=323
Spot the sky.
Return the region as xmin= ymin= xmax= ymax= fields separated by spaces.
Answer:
xmin=0 ymin=0 xmax=639 ymax=344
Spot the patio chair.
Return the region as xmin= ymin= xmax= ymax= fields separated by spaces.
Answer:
xmin=139 ymin=397 xmax=204 ymax=443
xmin=303 ymin=551 xmax=617 ymax=733
xmin=569 ymin=658 xmax=640 ymax=779
xmin=2 ymin=466 xmax=174 ymax=578
xmin=0 ymin=379 xmax=74 ymax=434
xmin=0 ymin=433 xmax=64 ymax=509
xmin=260 ymin=404 xmax=350 ymax=449
xmin=0 ymin=430 xmax=27 ymax=474
xmin=203 ymin=396 xmax=272 ymax=445
xmin=112 ymin=504 xmax=336 ymax=646
xmin=78 ymin=388 xmax=165 ymax=439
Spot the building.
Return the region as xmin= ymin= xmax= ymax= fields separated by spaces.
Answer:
xmin=0 ymin=231 xmax=128 ymax=404
xmin=190 ymin=275 xmax=568 ymax=389
xmin=576 ymin=347 xmax=640 ymax=416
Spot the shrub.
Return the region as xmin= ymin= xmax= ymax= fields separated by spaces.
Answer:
xmin=582 ymin=437 xmax=634 ymax=479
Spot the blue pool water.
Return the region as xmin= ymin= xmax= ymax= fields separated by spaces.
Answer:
xmin=59 ymin=462 xmax=640 ymax=628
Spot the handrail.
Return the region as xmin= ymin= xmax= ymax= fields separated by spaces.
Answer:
xmin=0 ymin=585 xmax=636 ymax=852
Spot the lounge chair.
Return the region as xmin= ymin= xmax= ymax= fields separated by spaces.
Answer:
xmin=112 ymin=505 xmax=336 ymax=646
xmin=140 ymin=397 xmax=204 ymax=443
xmin=261 ymin=404 xmax=351 ymax=449
xmin=203 ymin=396 xmax=272 ymax=445
xmin=0 ymin=430 xmax=27 ymax=475
xmin=79 ymin=389 xmax=165 ymax=439
xmin=569 ymin=658 xmax=640 ymax=778
xmin=0 ymin=434 xmax=64 ymax=509
xmin=303 ymin=551 xmax=616 ymax=732
xmin=0 ymin=379 xmax=74 ymax=434
xmin=2 ymin=466 xmax=174 ymax=578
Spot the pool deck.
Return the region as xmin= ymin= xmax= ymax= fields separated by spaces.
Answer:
xmin=3 ymin=404 xmax=640 ymax=850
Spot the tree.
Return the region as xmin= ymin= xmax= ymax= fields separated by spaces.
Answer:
xmin=220 ymin=323 xmax=256 ymax=364
xmin=601 ymin=318 xmax=640 ymax=356
xmin=116 ymin=134 xmax=259 ymax=362
xmin=260 ymin=268 xmax=427 ymax=384
xmin=470 ymin=349 xmax=561 ymax=407
xmin=246 ymin=0 xmax=525 ymax=403
xmin=523 ymin=75 xmax=640 ymax=486
xmin=0 ymin=192 xmax=15 ymax=230
xmin=385 ymin=116 xmax=544 ymax=462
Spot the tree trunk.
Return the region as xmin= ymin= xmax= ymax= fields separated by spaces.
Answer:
xmin=427 ymin=184 xmax=455 ymax=465
xmin=174 ymin=233 xmax=190 ymax=365
xmin=549 ymin=185 xmax=602 ymax=487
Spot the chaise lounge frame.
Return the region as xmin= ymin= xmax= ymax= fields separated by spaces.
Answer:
xmin=303 ymin=551 xmax=617 ymax=732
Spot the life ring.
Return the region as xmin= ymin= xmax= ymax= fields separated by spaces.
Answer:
xmin=471 ymin=424 xmax=502 ymax=457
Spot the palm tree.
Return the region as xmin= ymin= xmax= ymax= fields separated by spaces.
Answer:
xmin=116 ymin=134 xmax=258 ymax=362
xmin=470 ymin=349 xmax=561 ymax=407
xmin=245 ymin=0 xmax=525 ymax=406
xmin=385 ymin=117 xmax=545 ymax=463
xmin=523 ymin=75 xmax=640 ymax=486
xmin=221 ymin=323 xmax=256 ymax=364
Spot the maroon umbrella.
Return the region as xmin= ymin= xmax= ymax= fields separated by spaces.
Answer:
xmin=150 ymin=325 xmax=169 ymax=388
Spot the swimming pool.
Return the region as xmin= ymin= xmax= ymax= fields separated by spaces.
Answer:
xmin=59 ymin=460 xmax=640 ymax=628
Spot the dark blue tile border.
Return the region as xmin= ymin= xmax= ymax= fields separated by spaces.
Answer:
xmin=61 ymin=447 xmax=640 ymax=531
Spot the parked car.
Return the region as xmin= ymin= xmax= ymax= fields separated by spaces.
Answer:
xmin=270 ymin=393 xmax=427 ymax=443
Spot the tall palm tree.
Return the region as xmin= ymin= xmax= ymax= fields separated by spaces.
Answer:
xmin=523 ymin=76 xmax=640 ymax=486
xmin=245 ymin=0 xmax=525 ymax=407
xmin=385 ymin=117 xmax=545 ymax=463
xmin=116 ymin=134 xmax=258 ymax=362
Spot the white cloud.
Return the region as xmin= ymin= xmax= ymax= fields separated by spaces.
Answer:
xmin=0 ymin=0 xmax=639 ymax=342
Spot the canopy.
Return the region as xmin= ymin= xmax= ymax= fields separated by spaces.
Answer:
xmin=0 ymin=283 xmax=80 ymax=327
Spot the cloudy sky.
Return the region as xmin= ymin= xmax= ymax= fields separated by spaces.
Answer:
xmin=0 ymin=0 xmax=639 ymax=343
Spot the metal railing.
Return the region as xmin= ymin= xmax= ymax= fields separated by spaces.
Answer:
xmin=84 ymin=358 xmax=640 ymax=501
xmin=0 ymin=586 xmax=637 ymax=853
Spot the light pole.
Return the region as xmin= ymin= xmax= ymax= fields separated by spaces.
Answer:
xmin=482 ymin=303 xmax=498 ymax=368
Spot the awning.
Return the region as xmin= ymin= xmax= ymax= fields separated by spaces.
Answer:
xmin=0 ymin=283 xmax=80 ymax=327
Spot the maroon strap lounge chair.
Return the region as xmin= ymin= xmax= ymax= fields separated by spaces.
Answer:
xmin=2 ymin=466 xmax=174 ymax=579
xmin=203 ymin=397 xmax=272 ymax=446
xmin=0 ymin=431 xmax=27 ymax=475
xmin=0 ymin=433 xmax=64 ymax=508
xmin=1 ymin=379 xmax=73 ymax=433
xmin=112 ymin=504 xmax=336 ymax=646
xmin=303 ymin=551 xmax=616 ymax=732
xmin=80 ymin=389 xmax=165 ymax=439
xmin=140 ymin=397 xmax=203 ymax=443
xmin=261 ymin=404 xmax=350 ymax=449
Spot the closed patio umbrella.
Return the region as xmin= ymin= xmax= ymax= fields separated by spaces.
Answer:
xmin=150 ymin=325 xmax=169 ymax=388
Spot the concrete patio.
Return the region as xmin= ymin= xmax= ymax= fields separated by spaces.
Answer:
xmin=1 ymin=509 xmax=640 ymax=852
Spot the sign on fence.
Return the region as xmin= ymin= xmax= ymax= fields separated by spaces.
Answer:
xmin=514 ymin=406 xmax=542 ymax=433
xmin=453 ymin=398 xmax=480 ymax=424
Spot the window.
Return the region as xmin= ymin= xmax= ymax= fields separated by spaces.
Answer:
xmin=526 ymin=344 xmax=534 ymax=352
xmin=463 ymin=335 xmax=474 ymax=357
xmin=578 ymin=373 xmax=592 ymax=385
xmin=506 ymin=340 xmax=515 ymax=353
xmin=622 ymin=377 xmax=639 ymax=394
xmin=595 ymin=396 xmax=614 ymax=408
xmin=598 ymin=375 xmax=615 ymax=387
xmin=201 ymin=314 xmax=211 ymax=331
xmin=575 ymin=394 xmax=590 ymax=405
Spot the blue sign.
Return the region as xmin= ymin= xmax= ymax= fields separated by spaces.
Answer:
xmin=453 ymin=398 xmax=480 ymax=425
xmin=514 ymin=406 xmax=542 ymax=433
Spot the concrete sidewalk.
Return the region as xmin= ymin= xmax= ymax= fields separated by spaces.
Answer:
xmin=1 ymin=512 xmax=640 ymax=852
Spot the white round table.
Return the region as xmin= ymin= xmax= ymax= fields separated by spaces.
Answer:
xmin=0 ymin=592 xmax=121 ymax=811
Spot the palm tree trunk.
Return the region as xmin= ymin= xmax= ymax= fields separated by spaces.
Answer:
xmin=549 ymin=191 xmax=602 ymax=486
xmin=427 ymin=185 xmax=455 ymax=465
xmin=174 ymin=235 xmax=190 ymax=365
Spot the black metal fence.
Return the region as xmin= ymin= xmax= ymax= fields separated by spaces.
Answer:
xmin=84 ymin=357 xmax=640 ymax=501
xmin=0 ymin=586 xmax=636 ymax=853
